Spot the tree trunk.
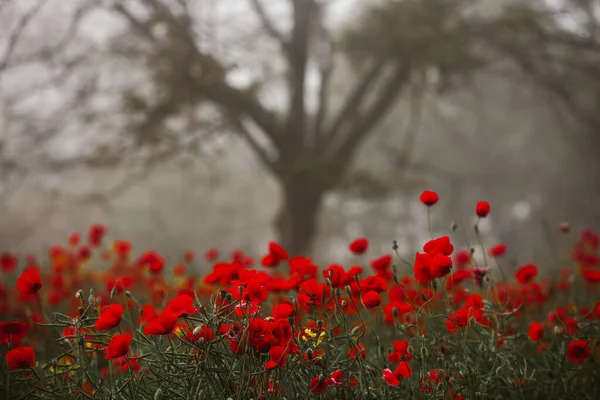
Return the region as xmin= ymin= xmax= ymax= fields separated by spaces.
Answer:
xmin=275 ymin=179 xmax=326 ymax=257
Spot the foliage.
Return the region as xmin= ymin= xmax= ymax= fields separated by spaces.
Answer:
xmin=0 ymin=193 xmax=599 ymax=399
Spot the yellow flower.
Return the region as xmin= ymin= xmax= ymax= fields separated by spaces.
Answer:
xmin=302 ymin=328 xmax=326 ymax=346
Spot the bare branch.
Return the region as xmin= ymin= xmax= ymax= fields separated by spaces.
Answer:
xmin=0 ymin=0 xmax=49 ymax=72
xmin=320 ymin=61 xmax=385 ymax=151
xmin=312 ymin=16 xmax=335 ymax=146
xmin=333 ymin=63 xmax=411 ymax=166
xmin=226 ymin=114 xmax=279 ymax=175
xmin=249 ymin=0 xmax=290 ymax=53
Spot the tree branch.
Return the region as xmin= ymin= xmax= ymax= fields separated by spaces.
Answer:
xmin=0 ymin=0 xmax=49 ymax=72
xmin=226 ymin=114 xmax=279 ymax=175
xmin=333 ymin=63 xmax=411 ymax=166
xmin=248 ymin=0 xmax=290 ymax=53
xmin=320 ymin=61 xmax=385 ymax=152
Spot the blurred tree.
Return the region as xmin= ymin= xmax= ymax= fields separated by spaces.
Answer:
xmin=104 ymin=0 xmax=487 ymax=256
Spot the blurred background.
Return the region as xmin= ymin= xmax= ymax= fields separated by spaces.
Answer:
xmin=1 ymin=0 xmax=599 ymax=270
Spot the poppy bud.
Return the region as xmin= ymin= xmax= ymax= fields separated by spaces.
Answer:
xmin=341 ymin=300 xmax=347 ymax=308
xmin=328 ymin=270 xmax=334 ymax=279
xmin=307 ymin=348 xmax=314 ymax=359
xmin=110 ymin=286 xmax=117 ymax=299
xmin=220 ymin=290 xmax=227 ymax=299
xmin=193 ymin=326 xmax=202 ymax=336
xmin=392 ymin=240 xmax=399 ymax=251
xmin=317 ymin=320 xmax=324 ymax=329
xmin=287 ymin=316 xmax=295 ymax=326
xmin=238 ymin=286 xmax=244 ymax=296
xmin=225 ymin=293 xmax=232 ymax=302
xmin=451 ymin=222 xmax=457 ymax=231
xmin=345 ymin=285 xmax=352 ymax=294
xmin=392 ymin=307 xmax=399 ymax=317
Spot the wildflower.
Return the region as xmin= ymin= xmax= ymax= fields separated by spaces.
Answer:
xmin=166 ymin=294 xmax=198 ymax=317
xmin=265 ymin=346 xmax=288 ymax=370
xmin=476 ymin=201 xmax=491 ymax=217
xmin=88 ymin=224 xmax=107 ymax=247
xmin=0 ymin=322 xmax=29 ymax=347
xmin=104 ymin=333 xmax=132 ymax=360
xmin=349 ymin=344 xmax=366 ymax=360
xmin=205 ymin=248 xmax=219 ymax=262
xmin=0 ymin=252 xmax=17 ymax=272
xmin=113 ymin=240 xmax=132 ymax=257
xmin=309 ymin=376 xmax=329 ymax=393
xmin=272 ymin=303 xmax=294 ymax=320
xmin=362 ymin=290 xmax=381 ymax=308
xmin=383 ymin=361 xmax=412 ymax=386
xmin=388 ymin=340 xmax=412 ymax=363
xmin=349 ymin=238 xmax=369 ymax=255
xmin=329 ymin=370 xmax=344 ymax=386
xmin=566 ymin=340 xmax=590 ymax=363
xmin=515 ymin=264 xmax=538 ymax=284
xmin=5 ymin=346 xmax=35 ymax=371
xmin=423 ymin=236 xmax=454 ymax=256
xmin=143 ymin=308 xmax=179 ymax=335
xmin=95 ymin=304 xmax=124 ymax=331
xmin=528 ymin=322 xmax=544 ymax=343
xmin=488 ymin=244 xmax=506 ymax=257
xmin=370 ymin=254 xmax=393 ymax=279
xmin=137 ymin=250 xmax=165 ymax=273
xmin=16 ymin=268 xmax=42 ymax=295
xmin=420 ymin=190 xmax=439 ymax=206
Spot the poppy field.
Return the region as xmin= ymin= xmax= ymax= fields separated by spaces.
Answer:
xmin=1 ymin=192 xmax=599 ymax=399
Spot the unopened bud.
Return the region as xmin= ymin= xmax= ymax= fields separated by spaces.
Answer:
xmin=341 ymin=300 xmax=347 ymax=309
xmin=307 ymin=348 xmax=314 ymax=359
xmin=76 ymin=290 xmax=83 ymax=300
xmin=225 ymin=293 xmax=232 ymax=302
xmin=125 ymin=290 xmax=132 ymax=298
xmin=420 ymin=346 xmax=428 ymax=358
xmin=220 ymin=290 xmax=227 ymax=299
xmin=392 ymin=307 xmax=399 ymax=317
xmin=238 ymin=285 xmax=244 ymax=295
xmin=324 ymin=278 xmax=332 ymax=287
xmin=287 ymin=316 xmax=295 ymax=326
xmin=110 ymin=286 xmax=118 ymax=299
xmin=317 ymin=320 xmax=324 ymax=329
xmin=469 ymin=248 xmax=475 ymax=255
xmin=345 ymin=285 xmax=352 ymax=294
xmin=192 ymin=326 xmax=202 ymax=336
xmin=328 ymin=270 xmax=334 ymax=279
xmin=392 ymin=240 xmax=399 ymax=251
xmin=354 ymin=275 xmax=360 ymax=283
xmin=451 ymin=222 xmax=457 ymax=231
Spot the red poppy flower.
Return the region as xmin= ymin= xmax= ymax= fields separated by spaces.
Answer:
xmin=423 ymin=236 xmax=454 ymax=256
xmin=188 ymin=326 xmax=216 ymax=343
xmin=528 ymin=322 xmax=544 ymax=343
xmin=137 ymin=250 xmax=165 ymax=273
xmin=88 ymin=224 xmax=107 ymax=247
xmin=143 ymin=308 xmax=179 ymax=335
xmin=349 ymin=344 xmax=366 ymax=360
xmin=205 ymin=248 xmax=219 ymax=262
xmin=310 ymin=376 xmax=329 ymax=393
xmin=349 ymin=238 xmax=369 ymax=255
xmin=515 ymin=264 xmax=538 ymax=284
xmin=265 ymin=345 xmax=288 ymax=370
xmin=104 ymin=333 xmax=132 ymax=360
xmin=582 ymin=269 xmax=600 ymax=283
xmin=167 ymin=295 xmax=198 ymax=317
xmin=0 ymin=322 xmax=29 ymax=347
xmin=370 ymin=254 xmax=393 ymax=279
xmin=16 ymin=268 xmax=42 ymax=295
xmin=362 ymin=290 xmax=381 ymax=308
xmin=383 ymin=361 xmax=412 ymax=386
xmin=0 ymin=252 xmax=17 ymax=272
xmin=413 ymin=252 xmax=452 ymax=284
xmin=5 ymin=346 xmax=35 ymax=371
xmin=419 ymin=190 xmax=439 ymax=206
xmin=329 ymin=370 xmax=344 ymax=386
xmin=566 ymin=340 xmax=590 ymax=363
xmin=388 ymin=339 xmax=412 ymax=363
xmin=95 ymin=304 xmax=124 ymax=331
xmin=272 ymin=303 xmax=294 ymax=320
xmin=269 ymin=241 xmax=289 ymax=260
xmin=475 ymin=201 xmax=490 ymax=218
xmin=488 ymin=244 xmax=506 ymax=257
